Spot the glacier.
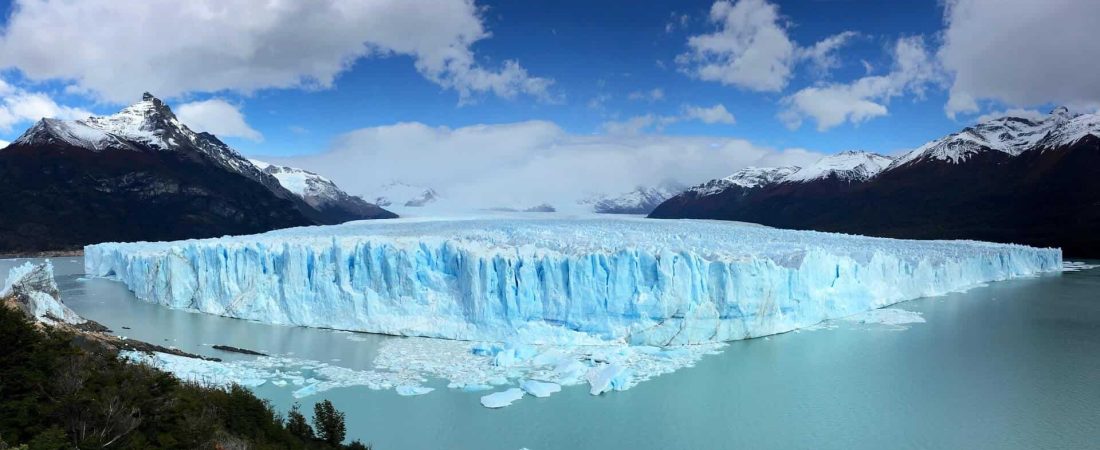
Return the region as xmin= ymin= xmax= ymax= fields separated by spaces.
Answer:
xmin=84 ymin=216 xmax=1061 ymax=346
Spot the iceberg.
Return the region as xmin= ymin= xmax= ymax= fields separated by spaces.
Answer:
xmin=85 ymin=216 xmax=1061 ymax=346
xmin=480 ymin=388 xmax=525 ymax=408
xmin=520 ymin=380 xmax=562 ymax=398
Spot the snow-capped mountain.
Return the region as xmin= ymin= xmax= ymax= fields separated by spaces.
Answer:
xmin=586 ymin=182 xmax=687 ymax=214
xmin=683 ymin=166 xmax=800 ymax=197
xmin=0 ymin=93 xmax=393 ymax=252
xmin=251 ymin=160 xmax=396 ymax=223
xmin=784 ymin=151 xmax=893 ymax=183
xmin=15 ymin=93 xmax=268 ymax=184
xmin=370 ymin=181 xmax=439 ymax=208
xmin=651 ymin=107 xmax=1100 ymax=256
xmin=890 ymin=106 xmax=1094 ymax=168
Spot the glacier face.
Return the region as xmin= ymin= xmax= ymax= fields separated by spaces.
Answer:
xmin=84 ymin=217 xmax=1062 ymax=346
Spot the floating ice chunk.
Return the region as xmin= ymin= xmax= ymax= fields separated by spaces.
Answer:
xmin=481 ymin=388 xmax=525 ymax=408
xmin=521 ymin=380 xmax=562 ymax=398
xmin=843 ymin=308 xmax=926 ymax=326
xmin=395 ymin=385 xmax=434 ymax=396
xmin=492 ymin=342 xmax=538 ymax=367
xmin=1063 ymin=261 xmax=1099 ymax=272
xmin=553 ymin=359 xmax=589 ymax=384
xmin=293 ymin=383 xmax=319 ymax=399
xmin=587 ymin=364 xmax=631 ymax=395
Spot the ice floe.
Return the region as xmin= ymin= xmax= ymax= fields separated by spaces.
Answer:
xmin=481 ymin=388 xmax=525 ymax=408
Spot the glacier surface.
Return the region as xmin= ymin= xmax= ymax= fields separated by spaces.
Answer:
xmin=85 ymin=216 xmax=1061 ymax=346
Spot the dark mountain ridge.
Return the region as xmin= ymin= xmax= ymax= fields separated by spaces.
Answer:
xmin=0 ymin=93 xmax=394 ymax=253
xmin=650 ymin=108 xmax=1100 ymax=257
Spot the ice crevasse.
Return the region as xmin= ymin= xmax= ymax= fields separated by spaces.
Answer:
xmin=84 ymin=216 xmax=1061 ymax=346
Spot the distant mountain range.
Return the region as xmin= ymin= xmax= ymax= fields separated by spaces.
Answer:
xmin=0 ymin=93 xmax=393 ymax=253
xmin=580 ymin=182 xmax=687 ymax=215
xmin=651 ymin=107 xmax=1100 ymax=256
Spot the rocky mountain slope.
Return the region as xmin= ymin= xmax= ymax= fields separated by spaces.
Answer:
xmin=0 ymin=93 xmax=393 ymax=253
xmin=650 ymin=108 xmax=1100 ymax=256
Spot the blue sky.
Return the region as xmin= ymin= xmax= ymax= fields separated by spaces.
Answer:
xmin=0 ymin=0 xmax=1096 ymax=205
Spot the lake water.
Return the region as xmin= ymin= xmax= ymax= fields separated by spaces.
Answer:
xmin=4 ymin=257 xmax=1098 ymax=450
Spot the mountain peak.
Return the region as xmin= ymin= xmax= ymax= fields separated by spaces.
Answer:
xmin=1050 ymin=105 xmax=1070 ymax=117
xmin=785 ymin=151 xmax=894 ymax=183
xmin=142 ymin=92 xmax=155 ymax=102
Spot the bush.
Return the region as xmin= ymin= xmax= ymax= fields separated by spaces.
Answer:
xmin=0 ymin=304 xmax=369 ymax=449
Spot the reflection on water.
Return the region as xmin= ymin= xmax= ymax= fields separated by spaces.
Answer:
xmin=3 ymin=257 xmax=1098 ymax=450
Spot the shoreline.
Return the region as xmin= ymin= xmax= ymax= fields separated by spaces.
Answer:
xmin=0 ymin=249 xmax=84 ymax=259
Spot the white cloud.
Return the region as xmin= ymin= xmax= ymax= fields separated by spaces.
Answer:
xmin=176 ymin=99 xmax=263 ymax=142
xmin=0 ymin=0 xmax=553 ymax=104
xmin=267 ymin=121 xmax=822 ymax=210
xmin=796 ymin=31 xmax=859 ymax=76
xmin=603 ymin=103 xmax=736 ymax=134
xmin=0 ymin=139 xmax=9 ymax=148
xmin=975 ymin=108 xmax=1046 ymax=124
xmin=627 ymin=88 xmax=665 ymax=102
xmin=682 ymin=104 xmax=736 ymax=124
xmin=677 ymin=0 xmax=796 ymax=92
xmin=678 ymin=1 xmax=862 ymax=92
xmin=0 ymin=87 xmax=92 ymax=132
xmin=940 ymin=0 xmax=1100 ymax=118
xmin=779 ymin=36 xmax=938 ymax=131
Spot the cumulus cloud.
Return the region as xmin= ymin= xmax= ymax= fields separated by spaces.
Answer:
xmin=0 ymin=139 xmax=9 ymax=148
xmin=779 ymin=36 xmax=938 ymax=131
xmin=602 ymin=104 xmax=737 ymax=134
xmin=0 ymin=82 xmax=92 ymax=132
xmin=0 ymin=0 xmax=553 ymax=103
xmin=176 ymin=99 xmax=263 ymax=142
xmin=940 ymin=0 xmax=1100 ymax=118
xmin=267 ymin=121 xmax=821 ymax=210
xmin=677 ymin=0 xmax=795 ymax=92
xmin=677 ymin=0 xmax=858 ymax=92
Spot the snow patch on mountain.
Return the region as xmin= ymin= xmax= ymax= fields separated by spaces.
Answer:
xmin=685 ymin=166 xmax=799 ymax=196
xmin=250 ymin=160 xmax=340 ymax=200
xmin=11 ymin=93 xmax=276 ymax=188
xmin=891 ymin=107 xmax=1100 ymax=168
xmin=784 ymin=151 xmax=894 ymax=183
xmin=586 ymin=182 xmax=686 ymax=214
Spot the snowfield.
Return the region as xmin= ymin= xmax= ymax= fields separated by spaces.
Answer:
xmin=85 ymin=216 xmax=1061 ymax=346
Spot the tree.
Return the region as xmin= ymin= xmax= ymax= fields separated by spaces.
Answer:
xmin=346 ymin=439 xmax=372 ymax=450
xmin=285 ymin=403 xmax=313 ymax=441
xmin=312 ymin=400 xmax=346 ymax=446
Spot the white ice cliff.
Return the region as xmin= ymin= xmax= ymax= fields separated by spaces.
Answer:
xmin=85 ymin=217 xmax=1061 ymax=346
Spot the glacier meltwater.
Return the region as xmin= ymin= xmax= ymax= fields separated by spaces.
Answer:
xmin=84 ymin=217 xmax=1061 ymax=346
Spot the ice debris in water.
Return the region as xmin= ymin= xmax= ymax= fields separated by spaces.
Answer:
xmin=842 ymin=308 xmax=926 ymax=327
xmin=520 ymin=380 xmax=561 ymax=398
xmin=1062 ymin=261 xmax=1099 ymax=272
xmin=481 ymin=388 xmax=525 ymax=408
xmin=123 ymin=332 xmax=723 ymax=408
xmin=395 ymin=385 xmax=434 ymax=396
xmin=84 ymin=216 xmax=1061 ymax=346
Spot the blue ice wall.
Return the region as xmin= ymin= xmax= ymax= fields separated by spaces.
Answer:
xmin=84 ymin=217 xmax=1062 ymax=346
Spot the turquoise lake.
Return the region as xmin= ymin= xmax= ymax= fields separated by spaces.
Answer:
xmin=3 ymin=257 xmax=1097 ymax=450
